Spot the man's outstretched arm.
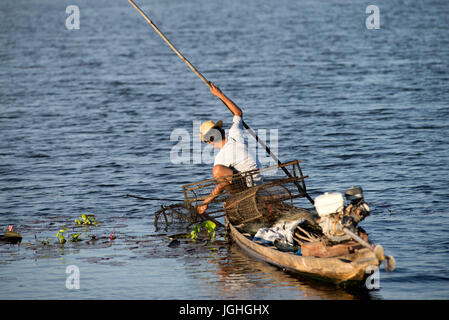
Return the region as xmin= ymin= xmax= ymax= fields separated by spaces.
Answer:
xmin=197 ymin=165 xmax=233 ymax=215
xmin=209 ymin=82 xmax=243 ymax=117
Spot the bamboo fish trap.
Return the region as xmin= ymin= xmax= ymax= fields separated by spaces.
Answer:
xmin=182 ymin=160 xmax=309 ymax=225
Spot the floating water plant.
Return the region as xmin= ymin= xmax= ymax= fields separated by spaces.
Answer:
xmin=202 ymin=221 xmax=216 ymax=240
xmin=71 ymin=233 xmax=81 ymax=242
xmin=190 ymin=224 xmax=201 ymax=240
xmin=190 ymin=221 xmax=216 ymax=241
xmin=75 ymin=214 xmax=97 ymax=225
xmin=56 ymin=226 xmax=68 ymax=244
xmin=39 ymin=238 xmax=51 ymax=246
xmin=56 ymin=226 xmax=81 ymax=245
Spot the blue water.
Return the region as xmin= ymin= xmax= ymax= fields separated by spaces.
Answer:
xmin=1 ymin=0 xmax=449 ymax=299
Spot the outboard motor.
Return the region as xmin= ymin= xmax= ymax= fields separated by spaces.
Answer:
xmin=314 ymin=186 xmax=370 ymax=243
xmin=342 ymin=186 xmax=370 ymax=226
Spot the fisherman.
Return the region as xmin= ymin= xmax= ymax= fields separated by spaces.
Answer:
xmin=197 ymin=82 xmax=262 ymax=214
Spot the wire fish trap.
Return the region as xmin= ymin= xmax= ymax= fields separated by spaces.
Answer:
xmin=224 ymin=182 xmax=296 ymax=225
xmin=182 ymin=160 xmax=309 ymax=224
xmin=153 ymin=203 xmax=199 ymax=231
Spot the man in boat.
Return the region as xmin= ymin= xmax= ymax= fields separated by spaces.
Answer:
xmin=197 ymin=82 xmax=262 ymax=214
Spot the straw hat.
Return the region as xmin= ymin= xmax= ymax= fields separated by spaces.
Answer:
xmin=199 ymin=120 xmax=223 ymax=142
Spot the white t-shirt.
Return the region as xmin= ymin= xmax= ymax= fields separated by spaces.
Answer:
xmin=214 ymin=116 xmax=262 ymax=186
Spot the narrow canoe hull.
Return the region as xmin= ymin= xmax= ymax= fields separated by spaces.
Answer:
xmin=227 ymin=219 xmax=379 ymax=286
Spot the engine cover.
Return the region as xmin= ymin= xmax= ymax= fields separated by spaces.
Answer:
xmin=314 ymin=192 xmax=344 ymax=217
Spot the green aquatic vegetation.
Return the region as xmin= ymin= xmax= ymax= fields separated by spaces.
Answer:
xmin=75 ymin=214 xmax=97 ymax=225
xmin=54 ymin=213 xmax=97 ymax=246
xmin=202 ymin=221 xmax=216 ymax=240
xmin=71 ymin=233 xmax=81 ymax=242
xmin=35 ymin=235 xmax=51 ymax=246
xmin=56 ymin=226 xmax=68 ymax=244
xmin=56 ymin=227 xmax=81 ymax=245
xmin=190 ymin=224 xmax=201 ymax=240
xmin=190 ymin=221 xmax=216 ymax=241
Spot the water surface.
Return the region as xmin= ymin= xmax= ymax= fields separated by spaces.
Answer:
xmin=1 ymin=0 xmax=449 ymax=299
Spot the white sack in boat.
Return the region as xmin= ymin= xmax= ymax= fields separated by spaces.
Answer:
xmin=253 ymin=219 xmax=304 ymax=245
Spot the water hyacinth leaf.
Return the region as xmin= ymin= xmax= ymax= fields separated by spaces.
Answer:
xmin=201 ymin=221 xmax=216 ymax=232
xmin=71 ymin=233 xmax=81 ymax=242
xmin=190 ymin=224 xmax=201 ymax=240
xmin=201 ymin=221 xmax=216 ymax=240
xmin=189 ymin=221 xmax=217 ymax=241
xmin=75 ymin=214 xmax=97 ymax=225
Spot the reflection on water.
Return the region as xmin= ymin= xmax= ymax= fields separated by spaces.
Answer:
xmin=196 ymin=245 xmax=378 ymax=300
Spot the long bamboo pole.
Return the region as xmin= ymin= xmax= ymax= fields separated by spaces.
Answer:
xmin=127 ymin=0 xmax=209 ymax=87
xmin=128 ymin=0 xmax=314 ymax=205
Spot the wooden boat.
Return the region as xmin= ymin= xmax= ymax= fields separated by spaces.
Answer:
xmin=182 ymin=160 xmax=386 ymax=286
xmin=226 ymin=218 xmax=380 ymax=286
